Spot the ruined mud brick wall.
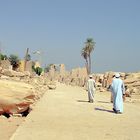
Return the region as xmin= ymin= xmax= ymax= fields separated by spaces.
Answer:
xmin=60 ymin=64 xmax=65 ymax=76
xmin=0 ymin=60 xmax=12 ymax=70
xmin=0 ymin=68 xmax=50 ymax=115
xmin=124 ymin=72 xmax=140 ymax=99
xmin=48 ymin=65 xmax=55 ymax=80
xmin=94 ymin=71 xmax=140 ymax=100
xmin=95 ymin=72 xmax=126 ymax=88
xmin=57 ymin=66 xmax=88 ymax=87
xmin=47 ymin=64 xmax=140 ymax=101
xmin=68 ymin=67 xmax=87 ymax=87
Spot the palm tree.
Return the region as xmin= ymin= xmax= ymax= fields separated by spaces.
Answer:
xmin=9 ymin=54 xmax=20 ymax=70
xmin=81 ymin=38 xmax=95 ymax=74
xmin=26 ymin=54 xmax=31 ymax=61
xmin=81 ymin=48 xmax=89 ymax=74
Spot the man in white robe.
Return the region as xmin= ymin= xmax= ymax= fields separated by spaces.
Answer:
xmin=87 ymin=75 xmax=96 ymax=103
xmin=111 ymin=73 xmax=125 ymax=114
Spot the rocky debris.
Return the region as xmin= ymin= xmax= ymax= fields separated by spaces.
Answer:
xmin=0 ymin=75 xmax=10 ymax=80
xmin=0 ymin=68 xmax=57 ymax=117
xmin=124 ymin=72 xmax=140 ymax=99
xmin=57 ymin=67 xmax=88 ymax=88
xmin=1 ymin=64 xmax=139 ymax=112
xmin=0 ymin=80 xmax=35 ymax=115
xmin=47 ymin=84 xmax=56 ymax=90
xmin=51 ymin=65 xmax=140 ymax=101
xmin=54 ymin=66 xmax=140 ymax=101
xmin=46 ymin=81 xmax=56 ymax=90
xmin=58 ymin=64 xmax=140 ymax=101
xmin=94 ymin=71 xmax=140 ymax=101
xmin=1 ymin=69 xmax=25 ymax=77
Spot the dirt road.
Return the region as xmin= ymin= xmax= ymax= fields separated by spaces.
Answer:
xmin=10 ymin=83 xmax=140 ymax=140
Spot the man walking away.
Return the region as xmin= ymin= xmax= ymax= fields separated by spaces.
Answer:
xmin=111 ymin=73 xmax=125 ymax=114
xmin=87 ymin=75 xmax=96 ymax=103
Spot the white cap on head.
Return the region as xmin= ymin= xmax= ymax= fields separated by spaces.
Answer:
xmin=115 ymin=73 xmax=120 ymax=78
xmin=89 ymin=75 xmax=93 ymax=78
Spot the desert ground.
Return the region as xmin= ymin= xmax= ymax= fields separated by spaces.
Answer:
xmin=1 ymin=82 xmax=140 ymax=140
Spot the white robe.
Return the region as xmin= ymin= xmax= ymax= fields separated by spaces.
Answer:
xmin=87 ymin=79 xmax=96 ymax=101
xmin=111 ymin=78 xmax=125 ymax=113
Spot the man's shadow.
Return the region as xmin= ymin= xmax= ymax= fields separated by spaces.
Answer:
xmin=95 ymin=107 xmax=114 ymax=113
xmin=77 ymin=100 xmax=89 ymax=103
xmin=97 ymin=101 xmax=110 ymax=104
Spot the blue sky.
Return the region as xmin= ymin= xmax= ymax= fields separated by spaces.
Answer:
xmin=0 ymin=0 xmax=140 ymax=73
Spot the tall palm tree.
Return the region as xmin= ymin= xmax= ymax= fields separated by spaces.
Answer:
xmin=81 ymin=38 xmax=95 ymax=74
xmin=81 ymin=48 xmax=89 ymax=74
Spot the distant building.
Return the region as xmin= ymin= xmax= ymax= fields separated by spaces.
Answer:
xmin=19 ymin=60 xmax=25 ymax=72
xmin=19 ymin=60 xmax=35 ymax=73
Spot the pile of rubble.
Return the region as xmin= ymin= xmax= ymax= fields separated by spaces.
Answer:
xmin=0 ymin=68 xmax=56 ymax=117
xmin=53 ymin=65 xmax=140 ymax=101
xmin=124 ymin=72 xmax=140 ymax=99
xmin=94 ymin=71 xmax=140 ymax=101
xmin=44 ymin=64 xmax=88 ymax=87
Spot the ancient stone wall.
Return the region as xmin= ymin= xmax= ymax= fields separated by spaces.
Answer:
xmin=94 ymin=71 xmax=140 ymax=100
xmin=45 ymin=64 xmax=140 ymax=101
xmin=0 ymin=60 xmax=11 ymax=69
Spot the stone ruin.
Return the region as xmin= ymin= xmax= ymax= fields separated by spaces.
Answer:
xmin=58 ymin=66 xmax=88 ymax=87
xmin=47 ymin=64 xmax=140 ymax=102
xmin=0 ymin=62 xmax=139 ymax=117
xmin=0 ymin=59 xmax=12 ymax=70
xmin=0 ymin=67 xmax=56 ymax=117
xmin=94 ymin=71 xmax=140 ymax=102
xmin=124 ymin=72 xmax=140 ymax=100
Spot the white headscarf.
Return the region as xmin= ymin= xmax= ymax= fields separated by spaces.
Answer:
xmin=115 ymin=73 xmax=120 ymax=78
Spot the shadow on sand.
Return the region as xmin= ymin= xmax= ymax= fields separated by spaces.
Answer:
xmin=97 ymin=101 xmax=111 ymax=104
xmin=95 ymin=107 xmax=114 ymax=113
xmin=77 ymin=100 xmax=89 ymax=103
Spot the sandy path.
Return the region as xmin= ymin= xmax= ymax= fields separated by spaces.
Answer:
xmin=10 ymin=83 xmax=140 ymax=140
xmin=0 ymin=117 xmax=24 ymax=140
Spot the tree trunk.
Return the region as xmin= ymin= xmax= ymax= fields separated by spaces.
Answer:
xmin=24 ymin=48 xmax=29 ymax=71
xmin=88 ymin=54 xmax=91 ymax=74
xmin=85 ymin=59 xmax=89 ymax=75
